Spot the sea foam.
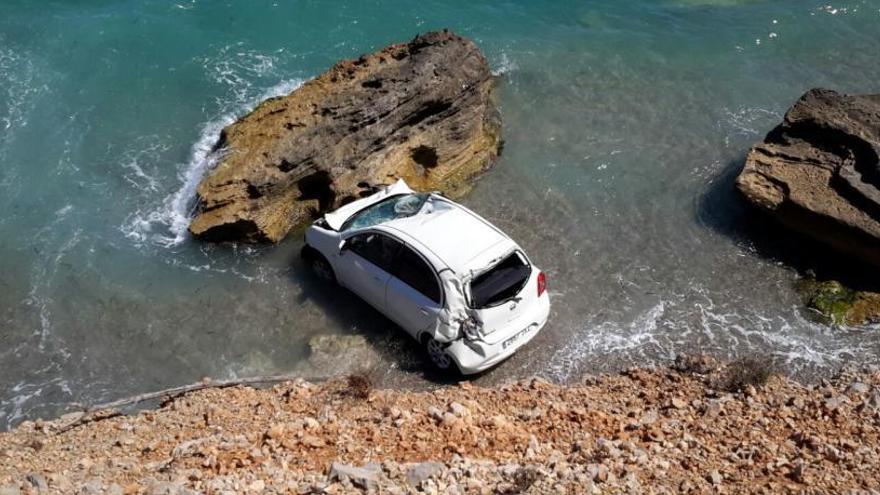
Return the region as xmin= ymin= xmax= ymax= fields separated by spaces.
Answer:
xmin=122 ymin=78 xmax=303 ymax=248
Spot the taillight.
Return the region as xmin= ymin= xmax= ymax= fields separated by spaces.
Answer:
xmin=537 ymin=271 xmax=546 ymax=296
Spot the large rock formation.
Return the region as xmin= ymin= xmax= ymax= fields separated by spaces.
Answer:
xmin=189 ymin=30 xmax=501 ymax=243
xmin=736 ymin=88 xmax=880 ymax=267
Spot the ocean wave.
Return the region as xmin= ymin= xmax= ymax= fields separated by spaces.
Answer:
xmin=121 ymin=77 xmax=304 ymax=248
xmin=718 ymin=105 xmax=779 ymax=141
xmin=542 ymin=283 xmax=870 ymax=383
xmin=545 ymin=301 xmax=668 ymax=381
xmin=492 ymin=51 xmax=519 ymax=77
xmin=120 ymin=136 xmax=169 ymax=193
xmin=0 ymin=46 xmax=49 ymax=135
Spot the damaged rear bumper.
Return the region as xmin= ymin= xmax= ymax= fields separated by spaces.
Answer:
xmin=446 ymin=297 xmax=550 ymax=375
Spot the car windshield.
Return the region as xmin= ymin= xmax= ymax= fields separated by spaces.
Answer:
xmin=340 ymin=193 xmax=430 ymax=231
xmin=469 ymin=251 xmax=531 ymax=308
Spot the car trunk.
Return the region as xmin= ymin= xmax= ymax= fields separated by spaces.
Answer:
xmin=467 ymin=251 xmax=536 ymax=341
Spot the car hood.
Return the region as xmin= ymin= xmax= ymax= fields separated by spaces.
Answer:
xmin=323 ymin=179 xmax=414 ymax=231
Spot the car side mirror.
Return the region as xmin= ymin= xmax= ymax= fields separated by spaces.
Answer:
xmin=338 ymin=239 xmax=348 ymax=254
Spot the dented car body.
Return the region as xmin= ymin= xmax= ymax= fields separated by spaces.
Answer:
xmin=302 ymin=180 xmax=550 ymax=374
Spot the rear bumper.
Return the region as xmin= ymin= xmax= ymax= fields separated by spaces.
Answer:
xmin=446 ymin=294 xmax=550 ymax=375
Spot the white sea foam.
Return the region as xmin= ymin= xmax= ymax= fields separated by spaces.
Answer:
xmin=0 ymin=46 xmax=48 ymax=134
xmin=545 ymin=301 xmax=668 ymax=381
xmin=120 ymin=137 xmax=169 ymax=193
xmin=719 ymin=106 xmax=779 ymax=138
xmin=542 ymin=280 xmax=872 ymax=383
xmin=492 ymin=51 xmax=519 ymax=77
xmin=122 ymin=74 xmax=303 ymax=248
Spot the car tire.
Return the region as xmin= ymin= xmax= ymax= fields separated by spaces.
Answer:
xmin=302 ymin=245 xmax=336 ymax=285
xmin=422 ymin=335 xmax=455 ymax=372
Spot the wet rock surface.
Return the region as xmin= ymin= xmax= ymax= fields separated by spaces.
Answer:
xmin=3 ymin=361 xmax=880 ymax=493
xmin=293 ymin=334 xmax=382 ymax=379
xmin=189 ymin=30 xmax=501 ymax=243
xmin=796 ymin=278 xmax=880 ymax=326
xmin=736 ymin=88 xmax=880 ymax=267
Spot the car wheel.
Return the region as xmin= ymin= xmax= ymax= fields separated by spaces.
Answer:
xmin=423 ymin=335 xmax=454 ymax=371
xmin=302 ymin=246 xmax=336 ymax=284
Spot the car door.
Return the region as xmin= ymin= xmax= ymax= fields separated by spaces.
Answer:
xmin=337 ymin=232 xmax=401 ymax=311
xmin=385 ymin=244 xmax=444 ymax=337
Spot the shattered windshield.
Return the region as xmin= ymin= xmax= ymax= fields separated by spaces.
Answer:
xmin=340 ymin=193 xmax=430 ymax=231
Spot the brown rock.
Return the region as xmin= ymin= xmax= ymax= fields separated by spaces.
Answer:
xmin=266 ymin=423 xmax=285 ymax=440
xmin=190 ymin=30 xmax=501 ymax=243
xmin=302 ymin=435 xmax=326 ymax=448
xmin=736 ymin=88 xmax=880 ymax=267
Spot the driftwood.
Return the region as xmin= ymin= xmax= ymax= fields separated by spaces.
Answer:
xmin=55 ymin=373 xmax=317 ymax=434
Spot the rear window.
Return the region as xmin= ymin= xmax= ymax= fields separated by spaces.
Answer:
xmin=469 ymin=252 xmax=531 ymax=308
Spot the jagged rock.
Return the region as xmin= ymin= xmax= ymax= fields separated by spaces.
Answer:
xmin=672 ymin=353 xmax=717 ymax=375
xmin=143 ymin=481 xmax=196 ymax=495
xmin=736 ymin=88 xmax=880 ymax=267
xmin=25 ymin=474 xmax=47 ymax=493
xmin=328 ymin=462 xmax=381 ymax=490
xmin=847 ymin=381 xmax=870 ymax=395
xmin=406 ymin=462 xmax=444 ymax=486
xmin=190 ymin=30 xmax=501 ymax=243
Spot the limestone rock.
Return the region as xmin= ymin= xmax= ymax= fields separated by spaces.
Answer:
xmin=25 ymin=474 xmax=47 ymax=493
xmin=405 ymin=462 xmax=445 ymax=486
xmin=736 ymin=88 xmax=880 ymax=267
xmin=328 ymin=462 xmax=381 ymax=490
xmin=190 ymin=30 xmax=501 ymax=243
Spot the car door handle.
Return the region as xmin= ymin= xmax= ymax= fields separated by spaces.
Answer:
xmin=372 ymin=276 xmax=384 ymax=282
xmin=419 ymin=307 xmax=430 ymax=316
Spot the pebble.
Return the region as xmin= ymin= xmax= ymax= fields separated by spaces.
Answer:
xmin=449 ymin=402 xmax=470 ymax=417
xmin=266 ymin=424 xmax=285 ymax=440
xmin=846 ymin=382 xmax=870 ymax=395
xmin=25 ymin=474 xmax=47 ymax=493
xmin=406 ymin=462 xmax=444 ymax=486
xmin=824 ymin=395 xmax=847 ymax=411
xmin=427 ymin=406 xmax=444 ymax=422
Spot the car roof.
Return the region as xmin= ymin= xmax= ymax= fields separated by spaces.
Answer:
xmin=378 ymin=196 xmax=516 ymax=275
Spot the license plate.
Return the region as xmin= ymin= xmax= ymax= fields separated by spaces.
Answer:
xmin=502 ymin=326 xmax=532 ymax=349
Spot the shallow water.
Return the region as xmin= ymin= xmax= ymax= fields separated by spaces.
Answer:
xmin=2 ymin=0 xmax=880 ymax=428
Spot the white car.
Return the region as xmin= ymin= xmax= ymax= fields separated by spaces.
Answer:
xmin=302 ymin=180 xmax=550 ymax=374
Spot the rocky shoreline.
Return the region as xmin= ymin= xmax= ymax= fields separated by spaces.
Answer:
xmin=2 ymin=357 xmax=880 ymax=494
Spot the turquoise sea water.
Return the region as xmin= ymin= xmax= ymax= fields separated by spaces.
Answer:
xmin=2 ymin=0 xmax=880 ymax=428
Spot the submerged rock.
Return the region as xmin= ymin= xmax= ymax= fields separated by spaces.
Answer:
xmin=736 ymin=88 xmax=880 ymax=268
xmin=795 ymin=279 xmax=880 ymax=326
xmin=293 ymin=334 xmax=381 ymax=378
xmin=189 ymin=30 xmax=501 ymax=243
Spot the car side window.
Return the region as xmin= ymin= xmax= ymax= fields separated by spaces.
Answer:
xmin=346 ymin=233 xmax=401 ymax=273
xmin=390 ymin=245 xmax=442 ymax=304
